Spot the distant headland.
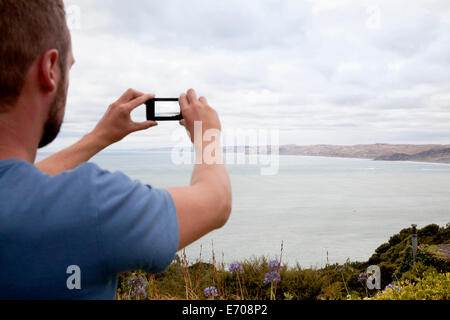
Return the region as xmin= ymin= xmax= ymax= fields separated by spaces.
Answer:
xmin=221 ymin=144 xmax=450 ymax=164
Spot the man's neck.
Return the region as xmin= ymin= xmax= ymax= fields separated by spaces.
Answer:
xmin=0 ymin=116 xmax=37 ymax=164
xmin=0 ymin=149 xmax=35 ymax=164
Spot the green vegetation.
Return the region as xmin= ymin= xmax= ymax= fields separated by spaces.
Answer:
xmin=372 ymin=271 xmax=449 ymax=300
xmin=116 ymin=224 xmax=450 ymax=300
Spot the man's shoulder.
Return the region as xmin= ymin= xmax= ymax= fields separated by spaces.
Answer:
xmin=57 ymin=161 xmax=105 ymax=177
xmin=53 ymin=162 xmax=127 ymax=184
xmin=53 ymin=162 xmax=147 ymax=204
xmin=72 ymin=162 xmax=137 ymax=188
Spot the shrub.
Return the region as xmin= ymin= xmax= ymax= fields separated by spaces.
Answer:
xmin=373 ymin=271 xmax=449 ymax=300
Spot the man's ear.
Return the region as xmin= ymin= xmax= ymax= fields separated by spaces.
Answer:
xmin=38 ymin=49 xmax=60 ymax=92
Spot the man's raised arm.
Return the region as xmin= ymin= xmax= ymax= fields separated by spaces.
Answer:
xmin=166 ymin=89 xmax=232 ymax=250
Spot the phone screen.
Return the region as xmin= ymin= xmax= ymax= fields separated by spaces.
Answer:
xmin=146 ymin=98 xmax=183 ymax=121
xmin=155 ymin=100 xmax=181 ymax=118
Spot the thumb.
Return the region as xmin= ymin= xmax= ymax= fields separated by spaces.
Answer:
xmin=133 ymin=120 xmax=158 ymax=131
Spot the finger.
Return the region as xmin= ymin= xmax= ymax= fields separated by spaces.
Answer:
xmin=187 ymin=89 xmax=199 ymax=105
xmin=132 ymin=120 xmax=158 ymax=132
xmin=126 ymin=93 xmax=155 ymax=112
xmin=179 ymin=119 xmax=186 ymax=127
xmin=118 ymin=88 xmax=144 ymax=103
xmin=179 ymin=93 xmax=189 ymax=112
xmin=199 ymin=96 xmax=208 ymax=105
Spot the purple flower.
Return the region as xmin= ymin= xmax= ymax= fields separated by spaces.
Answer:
xmin=268 ymin=260 xmax=280 ymax=271
xmin=264 ymin=260 xmax=281 ymax=285
xmin=264 ymin=270 xmax=281 ymax=285
xmin=385 ymin=284 xmax=401 ymax=292
xmin=128 ymin=274 xmax=147 ymax=298
xmin=358 ymin=273 xmax=369 ymax=282
xmin=204 ymin=286 xmax=218 ymax=298
xmin=229 ymin=262 xmax=244 ymax=275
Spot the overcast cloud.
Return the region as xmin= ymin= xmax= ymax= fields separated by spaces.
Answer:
xmin=40 ymin=0 xmax=450 ymax=152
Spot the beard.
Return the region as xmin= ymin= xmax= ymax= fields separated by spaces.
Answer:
xmin=38 ymin=74 xmax=67 ymax=149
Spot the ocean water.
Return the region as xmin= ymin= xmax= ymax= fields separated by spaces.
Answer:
xmin=41 ymin=151 xmax=450 ymax=268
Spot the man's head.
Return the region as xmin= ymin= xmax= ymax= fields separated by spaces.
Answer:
xmin=0 ymin=0 xmax=73 ymax=148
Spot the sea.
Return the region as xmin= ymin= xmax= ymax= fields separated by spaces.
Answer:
xmin=38 ymin=150 xmax=450 ymax=268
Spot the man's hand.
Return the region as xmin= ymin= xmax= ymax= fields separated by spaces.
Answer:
xmin=179 ymin=89 xmax=221 ymax=143
xmin=91 ymin=89 xmax=158 ymax=148
xmin=36 ymin=88 xmax=157 ymax=176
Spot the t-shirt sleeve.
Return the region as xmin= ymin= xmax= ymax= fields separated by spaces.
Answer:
xmin=87 ymin=163 xmax=179 ymax=274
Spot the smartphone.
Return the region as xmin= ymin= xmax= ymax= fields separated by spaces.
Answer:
xmin=146 ymin=98 xmax=183 ymax=121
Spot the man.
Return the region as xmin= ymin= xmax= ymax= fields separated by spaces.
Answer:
xmin=0 ymin=0 xmax=232 ymax=299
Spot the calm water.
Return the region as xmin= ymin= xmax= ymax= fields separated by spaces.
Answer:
xmin=39 ymin=151 xmax=450 ymax=268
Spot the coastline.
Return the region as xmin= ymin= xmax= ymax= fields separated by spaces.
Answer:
xmin=281 ymin=153 xmax=450 ymax=166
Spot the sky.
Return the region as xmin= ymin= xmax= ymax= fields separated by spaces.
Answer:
xmin=41 ymin=0 xmax=450 ymax=152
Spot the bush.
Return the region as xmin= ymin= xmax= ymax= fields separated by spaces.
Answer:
xmin=279 ymin=267 xmax=327 ymax=300
xmin=373 ymin=271 xmax=449 ymax=300
xmin=418 ymin=225 xmax=440 ymax=238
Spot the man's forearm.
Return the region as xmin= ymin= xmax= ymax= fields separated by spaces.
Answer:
xmin=191 ymin=140 xmax=232 ymax=222
xmin=35 ymin=89 xmax=156 ymax=176
xmin=35 ymin=132 xmax=108 ymax=177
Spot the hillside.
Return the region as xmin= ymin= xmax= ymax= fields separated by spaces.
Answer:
xmin=276 ymin=144 xmax=450 ymax=164
xmin=375 ymin=147 xmax=450 ymax=163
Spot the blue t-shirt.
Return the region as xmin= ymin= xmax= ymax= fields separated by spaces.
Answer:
xmin=0 ymin=158 xmax=179 ymax=300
